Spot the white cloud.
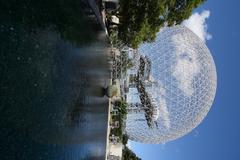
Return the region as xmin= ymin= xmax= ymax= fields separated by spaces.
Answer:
xmin=182 ymin=10 xmax=212 ymax=42
xmin=172 ymin=35 xmax=200 ymax=97
xmin=158 ymin=94 xmax=170 ymax=129
xmin=126 ymin=141 xmax=132 ymax=149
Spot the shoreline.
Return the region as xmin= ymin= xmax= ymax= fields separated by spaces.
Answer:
xmin=105 ymin=46 xmax=113 ymax=160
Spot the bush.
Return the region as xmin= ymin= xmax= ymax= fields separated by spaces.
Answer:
xmin=122 ymin=134 xmax=128 ymax=145
xmin=122 ymin=146 xmax=141 ymax=160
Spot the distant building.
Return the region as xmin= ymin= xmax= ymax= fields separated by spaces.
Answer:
xmin=124 ymin=25 xmax=217 ymax=144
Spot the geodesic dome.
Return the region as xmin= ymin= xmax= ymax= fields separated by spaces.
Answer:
xmin=125 ymin=25 xmax=217 ymax=144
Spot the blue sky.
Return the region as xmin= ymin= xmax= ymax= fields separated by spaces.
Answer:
xmin=131 ymin=0 xmax=240 ymax=159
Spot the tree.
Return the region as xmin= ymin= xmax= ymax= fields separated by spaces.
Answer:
xmin=118 ymin=0 xmax=206 ymax=48
xmin=115 ymin=99 xmax=127 ymax=116
xmin=122 ymin=134 xmax=129 ymax=145
xmin=122 ymin=146 xmax=142 ymax=160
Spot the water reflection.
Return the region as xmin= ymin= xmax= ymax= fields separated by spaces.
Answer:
xmin=0 ymin=0 xmax=109 ymax=159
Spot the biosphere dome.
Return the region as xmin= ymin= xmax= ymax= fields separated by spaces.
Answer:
xmin=125 ymin=25 xmax=217 ymax=144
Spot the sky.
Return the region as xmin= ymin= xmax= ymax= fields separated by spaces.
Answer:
xmin=130 ymin=0 xmax=240 ymax=159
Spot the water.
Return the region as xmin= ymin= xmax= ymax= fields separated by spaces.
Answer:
xmin=0 ymin=1 xmax=110 ymax=159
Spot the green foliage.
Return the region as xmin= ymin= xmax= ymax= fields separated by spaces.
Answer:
xmin=122 ymin=134 xmax=129 ymax=145
xmin=109 ymin=28 xmax=120 ymax=45
xmin=118 ymin=0 xmax=206 ymax=48
xmin=122 ymin=146 xmax=142 ymax=160
xmin=110 ymin=100 xmax=128 ymax=140
xmin=110 ymin=122 xmax=123 ymax=139
xmin=121 ymin=51 xmax=134 ymax=73
xmin=115 ymin=100 xmax=128 ymax=116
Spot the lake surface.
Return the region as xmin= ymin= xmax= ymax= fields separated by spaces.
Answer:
xmin=0 ymin=1 xmax=110 ymax=159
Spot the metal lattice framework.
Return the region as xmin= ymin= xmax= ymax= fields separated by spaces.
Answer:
xmin=111 ymin=47 xmax=132 ymax=81
xmin=125 ymin=25 xmax=217 ymax=144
